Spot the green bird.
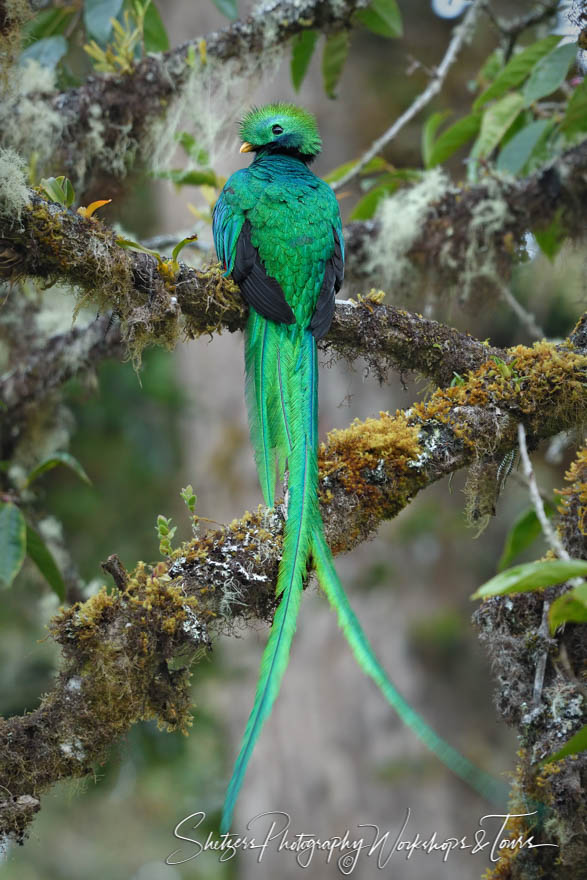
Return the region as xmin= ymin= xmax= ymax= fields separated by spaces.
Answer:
xmin=213 ymin=103 xmax=502 ymax=832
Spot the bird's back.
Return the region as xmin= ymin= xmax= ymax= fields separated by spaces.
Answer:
xmin=224 ymin=155 xmax=339 ymax=329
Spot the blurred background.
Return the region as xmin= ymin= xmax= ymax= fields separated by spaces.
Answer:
xmin=1 ymin=1 xmax=584 ymax=878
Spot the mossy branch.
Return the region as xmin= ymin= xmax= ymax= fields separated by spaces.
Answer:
xmin=0 ymin=0 xmax=369 ymax=190
xmin=1 ymin=332 xmax=585 ymax=842
xmin=474 ymin=444 xmax=587 ymax=879
xmin=345 ymin=138 xmax=587 ymax=294
xmin=0 ymin=191 xmax=509 ymax=405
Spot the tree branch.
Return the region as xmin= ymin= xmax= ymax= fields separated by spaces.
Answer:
xmin=0 ymin=0 xmax=368 ymax=190
xmin=1 ymin=331 xmax=585 ymax=842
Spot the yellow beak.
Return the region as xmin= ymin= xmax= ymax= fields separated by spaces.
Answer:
xmin=239 ymin=142 xmax=254 ymax=153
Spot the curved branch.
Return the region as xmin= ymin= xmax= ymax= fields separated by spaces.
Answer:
xmin=1 ymin=333 xmax=585 ymax=842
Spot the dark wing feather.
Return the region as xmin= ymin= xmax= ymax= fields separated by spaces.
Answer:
xmin=310 ymin=228 xmax=344 ymax=340
xmin=234 ymin=220 xmax=296 ymax=326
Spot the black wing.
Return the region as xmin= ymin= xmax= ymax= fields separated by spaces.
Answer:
xmin=309 ymin=228 xmax=344 ymax=340
xmin=233 ymin=220 xmax=296 ymax=325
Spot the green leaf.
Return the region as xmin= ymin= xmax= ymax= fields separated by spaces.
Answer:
xmin=496 ymin=118 xmax=552 ymax=175
xmin=143 ymin=2 xmax=169 ymax=53
xmin=25 ymin=451 xmax=92 ymax=487
xmin=171 ymin=235 xmax=198 ymax=263
xmin=349 ymin=184 xmax=391 ymax=220
xmin=322 ymin=31 xmax=350 ymax=99
xmin=498 ymin=503 xmax=556 ymax=571
xmin=426 ymin=112 xmax=482 ymax=167
xmin=544 ymin=724 xmax=587 ymax=763
xmin=470 ymin=92 xmax=525 ymax=160
xmin=25 ymin=525 xmax=66 ymax=601
xmin=533 ymin=208 xmax=566 ymax=261
xmin=59 ymin=176 xmax=75 ymax=208
xmin=84 ymin=0 xmax=124 ymax=44
xmin=0 ymin=502 xmax=26 ymax=588
xmin=472 ymin=559 xmax=587 ymax=601
xmin=20 ymin=35 xmax=68 ymax=69
xmin=22 ymin=8 xmax=75 ymax=43
xmin=522 ymin=41 xmax=578 ymax=107
xmin=156 ymin=168 xmax=217 ymax=187
xmin=323 ymin=155 xmax=387 ymax=184
xmin=39 ymin=176 xmax=76 ymax=208
xmin=290 ymin=30 xmax=319 ymax=92
xmin=174 ymin=132 xmax=209 ymax=165
xmin=210 ymin=0 xmax=238 ymax=19
xmin=354 ymin=0 xmax=402 ymax=38
xmin=549 ymin=582 xmax=587 ymax=632
xmin=560 ymin=78 xmax=587 ymax=137
xmin=473 ymin=35 xmax=562 ymax=110
xmin=422 ymin=110 xmax=452 ymax=168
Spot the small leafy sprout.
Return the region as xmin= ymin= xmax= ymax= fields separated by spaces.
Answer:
xmin=186 ymin=43 xmax=196 ymax=67
xmin=156 ymin=514 xmax=176 ymax=557
xmin=77 ymin=199 xmax=112 ymax=220
xmin=116 ymin=234 xmax=196 ymax=279
xmin=39 ymin=176 xmax=75 ymax=208
xmin=450 ymin=372 xmax=466 ymax=387
xmin=84 ymin=1 xmax=153 ymax=74
xmin=180 ymin=484 xmax=197 ymax=514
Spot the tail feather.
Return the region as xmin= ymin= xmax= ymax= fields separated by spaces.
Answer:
xmin=311 ymin=527 xmax=507 ymax=805
xmin=221 ymin=325 xmax=318 ymax=833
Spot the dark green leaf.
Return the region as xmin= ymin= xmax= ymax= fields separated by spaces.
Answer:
xmin=0 ymin=502 xmax=26 ymax=588
xmin=25 ymin=451 xmax=91 ymax=487
xmin=174 ymin=132 xmax=209 ymax=164
xmin=22 ymin=8 xmax=75 ymax=44
xmin=544 ymin=724 xmax=587 ymax=763
xmin=522 ymin=42 xmax=577 ymax=107
xmin=471 ymin=559 xmax=587 ymax=601
xmin=427 ymin=112 xmax=482 ymax=167
xmin=471 ymin=92 xmax=525 ymax=160
xmin=156 ymin=168 xmax=217 ymax=187
xmin=290 ymin=30 xmax=318 ymax=92
xmin=26 ymin=525 xmax=66 ymax=600
xmin=321 ymin=31 xmax=350 ymax=99
xmin=210 ymin=0 xmax=238 ymax=19
xmin=84 ymin=0 xmax=124 ymax=44
xmin=533 ymin=208 xmax=566 ymax=261
xmin=422 ymin=110 xmax=451 ymax=168
xmin=497 ymin=119 xmax=552 ymax=175
xmin=498 ymin=502 xmax=555 ymax=571
xmin=355 ymin=0 xmax=402 ymax=38
xmin=560 ymin=78 xmax=587 ymax=137
xmin=549 ymin=582 xmax=587 ymax=632
xmin=474 ymin=35 xmax=561 ymax=110
xmin=143 ymin=2 xmax=169 ymax=53
xmin=20 ymin=35 xmax=68 ymax=69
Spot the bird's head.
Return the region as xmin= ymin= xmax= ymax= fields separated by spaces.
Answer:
xmin=239 ymin=103 xmax=322 ymax=163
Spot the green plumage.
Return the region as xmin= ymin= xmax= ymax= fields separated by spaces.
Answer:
xmin=213 ymin=103 xmax=503 ymax=834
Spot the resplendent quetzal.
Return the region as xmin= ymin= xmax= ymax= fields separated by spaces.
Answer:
xmin=213 ymin=103 xmax=501 ymax=832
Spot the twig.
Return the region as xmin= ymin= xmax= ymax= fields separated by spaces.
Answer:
xmin=483 ymin=1 xmax=562 ymax=61
xmin=331 ymin=0 xmax=484 ymax=192
xmin=517 ymin=422 xmax=572 ymax=708
xmin=497 ymin=279 xmax=546 ymax=340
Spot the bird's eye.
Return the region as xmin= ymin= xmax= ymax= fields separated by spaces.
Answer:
xmin=272 ymin=124 xmax=284 ymax=135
